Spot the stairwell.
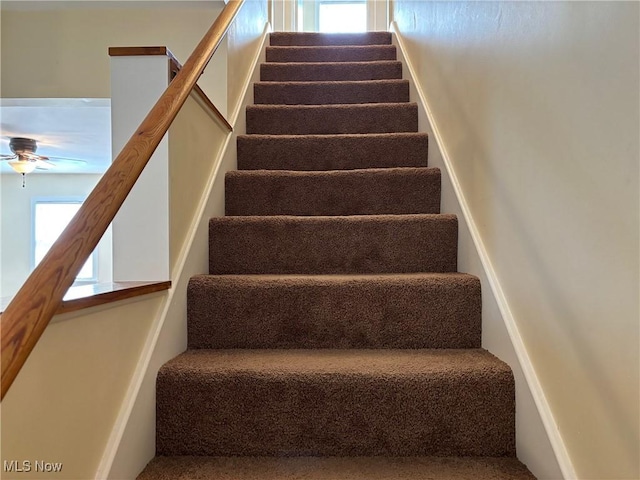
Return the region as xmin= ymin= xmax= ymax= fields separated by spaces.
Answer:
xmin=138 ymin=32 xmax=536 ymax=479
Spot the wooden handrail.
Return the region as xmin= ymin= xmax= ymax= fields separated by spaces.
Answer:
xmin=0 ymin=0 xmax=245 ymax=400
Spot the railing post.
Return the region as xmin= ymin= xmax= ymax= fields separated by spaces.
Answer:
xmin=110 ymin=53 xmax=171 ymax=282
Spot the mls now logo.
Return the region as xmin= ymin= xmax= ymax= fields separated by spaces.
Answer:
xmin=4 ymin=460 xmax=63 ymax=473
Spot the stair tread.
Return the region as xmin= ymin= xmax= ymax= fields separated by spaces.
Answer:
xmin=266 ymin=45 xmax=396 ymax=63
xmin=192 ymin=271 xmax=476 ymax=282
xmin=157 ymin=349 xmax=514 ymax=457
xmin=246 ymin=103 xmax=418 ymax=135
xmin=188 ymin=271 xmax=481 ymax=349
xmin=238 ymin=132 xmax=427 ymax=140
xmin=226 ymin=167 xmax=440 ymax=216
xmin=209 ymin=214 xmax=458 ymax=275
xmin=237 ymin=133 xmax=428 ymax=170
xmin=270 ymin=31 xmax=392 ymax=46
xmin=161 ymin=348 xmax=509 ymax=378
xmin=138 ymin=456 xmax=535 ymax=480
xmin=212 ymin=212 xmax=455 ymax=222
xmin=254 ymin=79 xmax=408 ymax=85
xmin=268 ymin=45 xmax=395 ymax=51
xmin=254 ymin=80 xmax=409 ymax=105
xmin=264 ymin=60 xmax=401 ymax=66
xmin=248 ymin=102 xmax=415 ymax=110
xmin=227 ymin=166 xmax=435 ymax=176
xmin=260 ymin=60 xmax=403 ymax=82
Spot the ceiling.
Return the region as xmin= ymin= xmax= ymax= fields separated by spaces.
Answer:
xmin=0 ymin=98 xmax=111 ymax=175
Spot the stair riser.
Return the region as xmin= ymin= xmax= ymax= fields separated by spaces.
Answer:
xmin=187 ymin=274 xmax=481 ymax=349
xmin=266 ymin=46 xmax=397 ymax=63
xmin=209 ymin=215 xmax=458 ymax=275
xmin=246 ymin=104 xmax=418 ymax=135
xmin=270 ymin=32 xmax=392 ymax=46
xmin=139 ymin=456 xmax=537 ymax=480
xmin=237 ymin=134 xmax=428 ymax=171
xmin=156 ymin=372 xmax=515 ymax=457
xmin=260 ymin=62 xmax=403 ymax=82
xmin=225 ymin=168 xmax=440 ymax=216
xmin=254 ymin=81 xmax=409 ymax=105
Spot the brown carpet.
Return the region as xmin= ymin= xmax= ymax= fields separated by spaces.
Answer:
xmin=138 ymin=456 xmax=536 ymax=480
xmin=225 ymin=167 xmax=441 ymax=215
xmin=266 ymin=45 xmax=397 ymax=63
xmin=246 ymin=103 xmax=418 ymax=135
xmin=156 ymin=349 xmax=515 ymax=457
xmin=138 ymin=31 xmax=536 ymax=479
xmin=254 ymin=79 xmax=409 ymax=105
xmin=236 ymin=133 xmax=429 ymax=170
xmin=209 ymin=214 xmax=458 ymax=275
xmin=269 ymin=32 xmax=393 ymax=46
xmin=187 ymin=273 xmax=480 ymax=349
xmin=260 ymin=61 xmax=403 ymax=81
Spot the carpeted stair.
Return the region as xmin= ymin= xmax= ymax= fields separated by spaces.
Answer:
xmin=138 ymin=31 xmax=536 ymax=479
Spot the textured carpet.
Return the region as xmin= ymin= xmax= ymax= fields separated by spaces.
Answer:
xmin=246 ymin=103 xmax=418 ymax=135
xmin=156 ymin=349 xmax=515 ymax=457
xmin=260 ymin=61 xmax=403 ymax=81
xmin=236 ymin=133 xmax=428 ymax=171
xmin=187 ymin=273 xmax=481 ymax=349
xmin=225 ymin=167 xmax=441 ymax=216
xmin=266 ymin=45 xmax=397 ymax=62
xmin=138 ymin=31 xmax=536 ymax=480
xmin=269 ymin=32 xmax=392 ymax=46
xmin=209 ymin=214 xmax=458 ymax=275
xmin=254 ymin=79 xmax=410 ymax=105
xmin=138 ymin=456 xmax=536 ymax=480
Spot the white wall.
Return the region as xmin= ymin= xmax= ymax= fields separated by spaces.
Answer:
xmin=0 ymin=1 xmax=227 ymax=115
xmin=1 ymin=293 xmax=165 ymax=480
xmin=0 ymin=3 xmax=235 ymax=478
xmin=104 ymin=3 xmax=270 ymax=477
xmin=391 ymin=2 xmax=639 ymax=479
xmin=227 ymin=0 xmax=270 ymax=119
xmin=0 ymin=173 xmax=111 ymax=298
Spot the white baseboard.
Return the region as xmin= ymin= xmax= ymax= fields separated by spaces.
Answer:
xmin=95 ymin=23 xmax=271 ymax=480
xmin=390 ymin=22 xmax=577 ymax=480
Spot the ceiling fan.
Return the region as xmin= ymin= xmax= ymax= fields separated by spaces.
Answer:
xmin=1 ymin=137 xmax=87 ymax=187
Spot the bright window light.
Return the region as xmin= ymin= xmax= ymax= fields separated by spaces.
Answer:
xmin=319 ymin=2 xmax=366 ymax=33
xmin=34 ymin=201 xmax=96 ymax=281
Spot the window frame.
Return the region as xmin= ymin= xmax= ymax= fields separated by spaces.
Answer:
xmin=31 ymin=196 xmax=99 ymax=286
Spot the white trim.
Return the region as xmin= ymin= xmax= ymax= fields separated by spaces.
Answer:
xmin=390 ymin=22 xmax=577 ymax=480
xmin=228 ymin=23 xmax=271 ymax=127
xmin=94 ymin=23 xmax=271 ymax=480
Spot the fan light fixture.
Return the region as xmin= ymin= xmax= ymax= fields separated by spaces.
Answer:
xmin=1 ymin=137 xmax=54 ymax=187
xmin=8 ymin=160 xmax=37 ymax=174
xmin=1 ymin=137 xmax=88 ymax=188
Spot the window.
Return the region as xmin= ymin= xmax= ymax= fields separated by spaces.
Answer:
xmin=32 ymin=199 xmax=97 ymax=284
xmin=297 ymin=0 xmax=368 ymax=33
xmin=318 ymin=1 xmax=367 ymax=33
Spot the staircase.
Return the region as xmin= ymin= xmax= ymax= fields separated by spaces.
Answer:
xmin=138 ymin=32 xmax=536 ymax=479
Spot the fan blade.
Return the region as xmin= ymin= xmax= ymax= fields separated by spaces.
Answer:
xmin=0 ymin=154 xmax=17 ymax=160
xmin=45 ymin=156 xmax=88 ymax=165
xmin=34 ymin=159 xmax=55 ymax=170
